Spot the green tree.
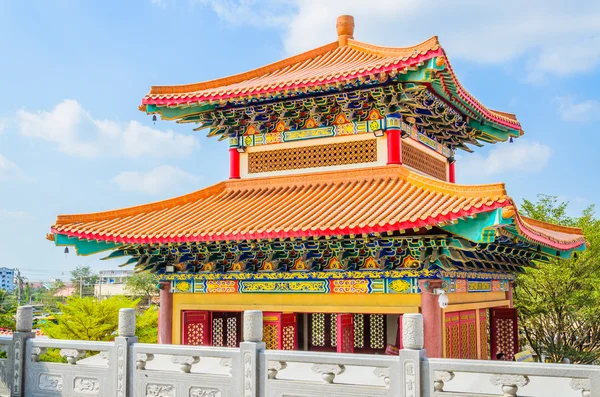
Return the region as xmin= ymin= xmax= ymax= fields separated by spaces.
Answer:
xmin=124 ymin=272 xmax=158 ymax=306
xmin=41 ymin=296 xmax=157 ymax=342
xmin=0 ymin=289 xmax=15 ymax=329
xmin=136 ymin=305 xmax=159 ymax=343
xmin=71 ymin=266 xmax=99 ymax=298
xmin=515 ymin=194 xmax=600 ymax=364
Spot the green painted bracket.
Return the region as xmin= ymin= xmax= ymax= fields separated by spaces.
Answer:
xmin=55 ymin=234 xmax=121 ymax=256
xmin=146 ymin=103 xmax=216 ymax=120
xmin=441 ymin=209 xmax=506 ymax=243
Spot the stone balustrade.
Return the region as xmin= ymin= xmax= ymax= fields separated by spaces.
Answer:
xmin=0 ymin=306 xmax=598 ymax=397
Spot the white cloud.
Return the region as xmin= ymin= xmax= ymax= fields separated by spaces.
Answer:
xmin=457 ymin=141 xmax=551 ymax=181
xmin=17 ymin=100 xmax=199 ymax=159
xmin=199 ymin=0 xmax=600 ymax=79
xmin=554 ymin=96 xmax=600 ymax=122
xmin=0 ymin=209 xmax=31 ymax=219
xmin=0 ymin=154 xmax=28 ymax=181
xmin=112 ymin=165 xmax=201 ymax=195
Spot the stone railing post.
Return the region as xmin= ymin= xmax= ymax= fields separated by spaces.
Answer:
xmin=115 ymin=308 xmax=138 ymax=397
xmin=399 ymin=313 xmax=424 ymax=397
xmin=11 ymin=305 xmax=35 ymax=397
xmin=240 ymin=310 xmax=265 ymax=397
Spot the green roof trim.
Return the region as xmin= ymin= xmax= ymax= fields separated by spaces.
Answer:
xmin=54 ymin=234 xmax=122 ymax=256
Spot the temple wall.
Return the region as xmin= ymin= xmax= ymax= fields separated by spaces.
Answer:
xmin=239 ymin=133 xmax=388 ymax=178
xmin=170 ymin=292 xmax=421 ymax=344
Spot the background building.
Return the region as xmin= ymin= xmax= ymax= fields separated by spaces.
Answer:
xmin=0 ymin=267 xmax=16 ymax=292
xmin=94 ymin=269 xmax=133 ymax=299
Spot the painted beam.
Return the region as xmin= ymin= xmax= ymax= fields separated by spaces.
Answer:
xmin=55 ymin=233 xmax=121 ymax=256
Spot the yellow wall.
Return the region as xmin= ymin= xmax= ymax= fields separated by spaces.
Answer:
xmin=171 ymin=292 xmax=421 ymax=344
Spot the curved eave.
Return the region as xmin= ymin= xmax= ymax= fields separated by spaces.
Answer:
xmin=52 ymin=202 xmax=506 ymax=245
xmin=141 ymin=50 xmax=442 ymax=106
xmin=50 ymin=166 xmax=510 ymax=246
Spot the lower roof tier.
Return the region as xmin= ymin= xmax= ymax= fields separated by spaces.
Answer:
xmin=50 ymin=165 xmax=585 ymax=254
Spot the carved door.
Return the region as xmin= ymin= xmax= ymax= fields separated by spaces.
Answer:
xmin=336 ymin=314 xmax=354 ymax=353
xmin=182 ymin=310 xmax=211 ymax=346
xmin=263 ymin=312 xmax=297 ymax=350
xmin=444 ymin=311 xmax=460 ymax=358
xmin=212 ymin=312 xmax=242 ymax=348
xmin=479 ymin=308 xmax=489 ymax=360
xmin=490 ymin=308 xmax=518 ymax=360
xmin=444 ymin=310 xmax=478 ymax=359
xmin=309 ymin=313 xmax=335 ymax=352
xmin=459 ymin=310 xmax=478 ymax=359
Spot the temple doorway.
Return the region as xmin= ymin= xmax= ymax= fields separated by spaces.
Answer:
xmin=181 ymin=310 xmax=242 ymax=347
xmin=306 ymin=313 xmax=389 ymax=354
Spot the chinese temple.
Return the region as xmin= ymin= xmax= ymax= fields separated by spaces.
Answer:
xmin=49 ymin=16 xmax=586 ymax=360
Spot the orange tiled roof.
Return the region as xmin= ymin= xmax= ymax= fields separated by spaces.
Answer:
xmin=52 ymin=165 xmax=512 ymax=244
xmin=514 ymin=215 xmax=586 ymax=249
xmin=141 ymin=33 xmax=519 ymax=130
xmin=51 ymin=166 xmax=585 ymax=250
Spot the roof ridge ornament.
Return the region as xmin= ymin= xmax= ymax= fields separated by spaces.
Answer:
xmin=336 ymin=15 xmax=354 ymax=46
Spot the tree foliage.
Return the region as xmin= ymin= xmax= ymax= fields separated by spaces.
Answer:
xmin=515 ymin=194 xmax=600 ymax=364
xmin=41 ymin=296 xmax=157 ymax=342
xmin=124 ymin=272 xmax=157 ymax=305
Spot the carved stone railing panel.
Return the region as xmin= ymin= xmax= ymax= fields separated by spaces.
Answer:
xmin=264 ymin=350 xmax=398 ymax=397
xmin=423 ymin=358 xmax=600 ymax=397
xmin=24 ymin=339 xmax=116 ymax=397
xmin=570 ymin=378 xmax=591 ymax=397
xmin=132 ymin=343 xmax=242 ymax=397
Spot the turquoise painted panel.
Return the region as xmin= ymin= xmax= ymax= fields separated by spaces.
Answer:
xmin=441 ymin=209 xmax=504 ymax=242
xmin=55 ymin=234 xmax=121 ymax=256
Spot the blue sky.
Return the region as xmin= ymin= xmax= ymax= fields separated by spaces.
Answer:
xmin=1 ymin=0 xmax=599 ymax=281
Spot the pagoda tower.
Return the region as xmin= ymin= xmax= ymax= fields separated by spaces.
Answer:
xmin=49 ymin=16 xmax=586 ymax=359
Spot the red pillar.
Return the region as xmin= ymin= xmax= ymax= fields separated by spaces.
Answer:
xmin=507 ymin=281 xmax=515 ymax=308
xmin=387 ymin=129 xmax=402 ymax=165
xmin=419 ymin=279 xmax=443 ymax=358
xmin=229 ymin=148 xmax=240 ymax=179
xmin=158 ymin=281 xmax=173 ymax=344
xmin=448 ymin=160 xmax=456 ymax=183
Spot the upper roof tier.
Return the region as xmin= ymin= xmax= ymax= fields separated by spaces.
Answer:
xmin=141 ymin=15 xmax=522 ymax=152
xmin=51 ymin=165 xmax=585 ymax=253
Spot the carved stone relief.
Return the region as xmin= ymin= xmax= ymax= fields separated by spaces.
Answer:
xmin=146 ymin=383 xmax=175 ymax=397
xmin=73 ymin=377 xmax=100 ymax=395
xmin=189 ymin=387 xmax=221 ymax=397
xmin=38 ymin=374 xmax=63 ymax=391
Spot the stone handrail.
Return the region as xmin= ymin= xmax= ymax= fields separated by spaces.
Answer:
xmin=264 ymin=350 xmax=400 ymax=396
xmin=4 ymin=306 xmax=600 ymax=397
xmin=423 ymin=357 xmax=599 ymax=397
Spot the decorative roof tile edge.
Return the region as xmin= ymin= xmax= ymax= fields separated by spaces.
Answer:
xmin=51 ymin=200 xmax=508 ymax=244
xmin=52 ymin=165 xmax=507 ymax=225
xmin=512 ymin=214 xmax=586 ymax=250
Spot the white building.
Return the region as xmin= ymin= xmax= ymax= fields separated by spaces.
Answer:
xmin=0 ymin=267 xmax=16 ymax=292
xmin=94 ymin=269 xmax=133 ymax=298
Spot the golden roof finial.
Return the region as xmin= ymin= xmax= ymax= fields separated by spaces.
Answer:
xmin=336 ymin=15 xmax=354 ymax=46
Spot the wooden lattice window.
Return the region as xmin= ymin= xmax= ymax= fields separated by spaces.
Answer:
xmin=402 ymin=143 xmax=447 ymax=180
xmin=248 ymin=139 xmax=377 ymax=173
